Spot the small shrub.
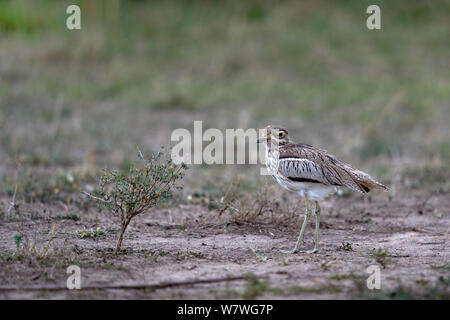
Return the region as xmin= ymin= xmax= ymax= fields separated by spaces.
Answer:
xmin=84 ymin=147 xmax=187 ymax=253
xmin=338 ymin=242 xmax=353 ymax=251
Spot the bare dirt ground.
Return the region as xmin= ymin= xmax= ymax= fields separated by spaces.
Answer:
xmin=0 ymin=0 xmax=449 ymax=300
xmin=1 ymin=186 xmax=448 ymax=299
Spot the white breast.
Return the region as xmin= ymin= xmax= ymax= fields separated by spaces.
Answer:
xmin=266 ymin=151 xmax=337 ymax=201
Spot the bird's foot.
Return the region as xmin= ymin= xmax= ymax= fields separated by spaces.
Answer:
xmin=306 ymin=248 xmax=318 ymax=254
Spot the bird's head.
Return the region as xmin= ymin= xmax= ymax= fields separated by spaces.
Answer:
xmin=257 ymin=125 xmax=292 ymax=147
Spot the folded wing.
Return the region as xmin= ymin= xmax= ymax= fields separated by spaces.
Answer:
xmin=277 ymin=144 xmax=388 ymax=193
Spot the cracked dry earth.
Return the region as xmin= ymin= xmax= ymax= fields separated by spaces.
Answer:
xmin=0 ymin=191 xmax=449 ymax=299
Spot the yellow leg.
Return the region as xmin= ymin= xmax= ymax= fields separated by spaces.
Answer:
xmin=306 ymin=201 xmax=320 ymax=254
xmin=281 ymin=195 xmax=311 ymax=254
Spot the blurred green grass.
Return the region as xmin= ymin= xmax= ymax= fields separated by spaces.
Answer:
xmin=1 ymin=0 xmax=448 ymax=112
xmin=0 ymin=0 xmax=449 ymax=195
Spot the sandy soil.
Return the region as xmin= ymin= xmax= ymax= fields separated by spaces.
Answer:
xmin=0 ymin=190 xmax=448 ymax=299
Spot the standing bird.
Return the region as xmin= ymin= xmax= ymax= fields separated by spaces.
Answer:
xmin=257 ymin=125 xmax=388 ymax=254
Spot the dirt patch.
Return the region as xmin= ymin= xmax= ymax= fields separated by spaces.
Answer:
xmin=1 ymin=190 xmax=448 ymax=299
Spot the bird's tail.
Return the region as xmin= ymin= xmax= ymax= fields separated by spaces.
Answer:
xmin=353 ymin=170 xmax=389 ymax=193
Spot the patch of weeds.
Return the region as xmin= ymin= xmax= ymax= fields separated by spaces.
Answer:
xmin=221 ymin=289 xmax=240 ymax=299
xmin=336 ymin=188 xmax=352 ymax=198
xmin=152 ymin=93 xmax=195 ymax=111
xmin=415 ymin=279 xmax=429 ymax=286
xmin=76 ymin=227 xmax=107 ymax=240
xmin=56 ymin=214 xmax=80 ymax=221
xmin=434 ymin=210 xmax=448 ymax=219
xmin=277 ymin=256 xmax=289 ymax=266
xmin=102 ymin=263 xmax=115 ymax=269
xmin=0 ymin=252 xmax=15 ymax=262
xmin=11 ymin=224 xmax=60 ymax=263
xmin=241 ymin=272 xmax=282 ymax=299
xmin=401 ymin=166 xmax=449 ymax=192
xmin=284 ymin=282 xmax=343 ymax=295
xmin=346 ymin=212 xmax=371 ymax=224
xmin=157 ymin=250 xmax=170 ymax=257
xmin=285 ymin=286 xmax=323 ymax=294
xmin=241 ymin=274 xmax=340 ymax=298
xmin=370 ymin=248 xmax=393 ymax=269
xmin=329 ymin=273 xmax=366 ymax=281
xmin=7 ymin=203 xmax=74 ymax=265
xmin=14 ymin=233 xmax=23 ymax=248
xmin=338 ymin=242 xmax=353 ymax=251
xmin=217 ymin=178 xmax=300 ymax=225
xmin=256 ymin=255 xmax=269 ymax=262
xmin=176 ymin=250 xmax=205 ymax=260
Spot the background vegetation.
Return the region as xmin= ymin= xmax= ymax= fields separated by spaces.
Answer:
xmin=1 ymin=0 xmax=449 ymax=192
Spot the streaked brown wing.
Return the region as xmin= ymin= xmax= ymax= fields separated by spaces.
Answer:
xmin=278 ymin=144 xmax=368 ymax=193
xmin=277 ymin=158 xmax=336 ymax=185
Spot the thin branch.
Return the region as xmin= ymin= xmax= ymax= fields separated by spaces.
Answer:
xmin=81 ymin=191 xmax=110 ymax=204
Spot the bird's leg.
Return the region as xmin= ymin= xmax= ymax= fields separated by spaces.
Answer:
xmin=281 ymin=195 xmax=311 ymax=254
xmin=306 ymin=201 xmax=320 ymax=254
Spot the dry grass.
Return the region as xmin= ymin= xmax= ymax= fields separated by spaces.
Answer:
xmin=217 ymin=178 xmax=302 ymax=226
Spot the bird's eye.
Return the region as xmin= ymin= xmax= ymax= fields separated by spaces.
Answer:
xmin=278 ymin=131 xmax=284 ymax=138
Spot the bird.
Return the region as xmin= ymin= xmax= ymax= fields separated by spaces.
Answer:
xmin=257 ymin=125 xmax=388 ymax=254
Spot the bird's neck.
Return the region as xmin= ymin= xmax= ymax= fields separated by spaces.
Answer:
xmin=266 ymin=140 xmax=293 ymax=152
